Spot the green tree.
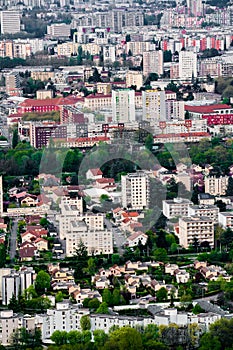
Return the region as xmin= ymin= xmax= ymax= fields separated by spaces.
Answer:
xmin=67 ymin=330 xmax=82 ymax=345
xmin=80 ymin=315 xmax=91 ymax=331
xmin=145 ymin=134 xmax=154 ymax=151
xmin=12 ymin=129 xmax=19 ymax=149
xmin=88 ymin=298 xmax=100 ymax=310
xmin=73 ymin=241 xmax=88 ymax=280
xmin=226 ymin=176 xmax=233 ymax=196
xmin=51 ymin=330 xmax=68 ymax=345
xmin=102 ymin=288 xmax=112 ymax=305
xmin=156 ymin=287 xmax=168 ymax=301
xmin=106 ymin=326 xmax=143 ymax=350
xmin=112 ymin=288 xmax=121 ymax=305
xmin=93 ymin=329 xmax=108 ymax=347
xmin=153 ymin=248 xmax=168 ymax=262
xmin=0 ymin=244 xmax=6 ymax=268
xmin=8 ymin=294 xmax=20 ymax=313
xmin=199 ymin=333 xmax=221 ymax=350
xmin=55 ymin=291 xmax=63 ymax=303
xmin=39 ymin=217 xmax=48 ymax=228
xmin=35 ymin=270 xmax=50 ymax=294
xmin=96 ymin=302 xmax=109 ymax=314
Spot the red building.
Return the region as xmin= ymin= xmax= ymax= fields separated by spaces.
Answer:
xmin=185 ymin=104 xmax=233 ymax=125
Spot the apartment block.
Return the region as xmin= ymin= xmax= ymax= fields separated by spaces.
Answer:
xmin=179 ymin=216 xmax=214 ymax=248
xmin=112 ymin=89 xmax=135 ymax=123
xmin=5 ymin=72 xmax=21 ymax=96
xmin=162 ymin=198 xmax=193 ymax=219
xmin=121 ymin=171 xmax=150 ymax=210
xmin=60 ymin=105 xmax=85 ymax=125
xmin=179 ymin=50 xmax=197 ymax=80
xmin=188 ymin=205 xmax=219 ymax=223
xmin=66 ymin=221 xmax=112 ymax=256
xmin=218 ymin=212 xmax=233 ymax=229
xmin=143 ymin=50 xmax=164 ymax=77
xmin=142 ymin=89 xmax=166 ymax=124
xmin=1 ymin=11 xmax=20 ymax=34
xmin=126 ymin=70 xmax=143 ymax=90
xmin=205 ymin=176 xmax=229 ymax=196
xmin=47 ymin=23 xmax=71 ymax=38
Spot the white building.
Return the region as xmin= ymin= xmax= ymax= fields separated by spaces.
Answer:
xmin=218 ymin=212 xmax=233 ymax=229
xmin=205 ymin=176 xmax=229 ymax=196
xmin=188 ymin=205 xmax=219 ymax=223
xmin=40 ymin=302 xmax=89 ymax=342
xmin=1 ymin=11 xmax=21 ymax=34
xmin=121 ymin=171 xmax=150 ymax=210
xmin=143 ymin=50 xmax=164 ymax=77
xmin=47 ymin=23 xmax=71 ymax=38
xmin=162 ymin=198 xmax=193 ymax=219
xmin=178 ymin=216 xmax=214 ymax=249
xmin=142 ymin=89 xmax=166 ymax=124
xmin=179 ymin=50 xmax=197 ymax=80
xmin=112 ymin=89 xmax=136 ymax=123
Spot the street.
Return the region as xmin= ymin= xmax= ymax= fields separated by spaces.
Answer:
xmin=10 ymin=219 xmax=18 ymax=262
xmin=104 ymin=218 xmax=126 ymax=255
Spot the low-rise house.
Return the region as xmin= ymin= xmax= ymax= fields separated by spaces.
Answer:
xmin=174 ymin=269 xmax=190 ymax=283
xmin=34 ymin=238 xmax=48 ymax=251
xmin=95 ymin=178 xmax=116 ymax=191
xmin=165 ymin=264 xmax=179 ymax=275
xmin=19 ymin=242 xmax=38 ymax=261
xmin=197 ymin=312 xmax=221 ymax=331
xmin=20 ymin=194 xmax=38 ymax=207
xmin=125 ymin=231 xmax=148 ymax=247
xmin=72 ymin=288 xmax=102 ymax=304
xmin=93 ymin=276 xmax=111 ymax=289
xmin=86 ymin=168 xmax=103 ymax=180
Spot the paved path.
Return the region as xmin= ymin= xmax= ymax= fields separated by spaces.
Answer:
xmin=10 ymin=219 xmax=18 ymax=262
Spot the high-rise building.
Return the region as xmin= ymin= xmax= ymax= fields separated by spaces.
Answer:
xmin=179 ymin=50 xmax=197 ymax=80
xmin=179 ymin=216 xmax=214 ymax=248
xmin=112 ymin=89 xmax=136 ymax=123
xmin=143 ymin=50 xmax=163 ymax=77
xmin=142 ymin=89 xmax=166 ymax=124
xmin=1 ymin=11 xmax=20 ymax=34
xmin=47 ymin=23 xmax=71 ymax=38
xmin=5 ymin=72 xmax=21 ymax=96
xmin=121 ymin=171 xmax=150 ymax=210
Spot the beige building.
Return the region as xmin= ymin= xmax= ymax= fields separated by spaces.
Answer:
xmin=30 ymin=71 xmax=55 ymax=82
xmin=84 ymin=94 xmax=111 ymax=110
xmin=121 ymin=171 xmax=150 ymax=210
xmin=97 ymin=83 xmax=111 ymax=95
xmin=142 ymin=89 xmax=166 ymax=123
xmin=205 ymin=176 xmax=229 ymax=196
xmin=126 ymin=70 xmax=143 ymax=90
xmin=66 ymin=220 xmax=112 ymax=256
xmin=36 ymin=89 xmax=53 ymax=100
xmin=179 ymin=216 xmax=214 ymax=248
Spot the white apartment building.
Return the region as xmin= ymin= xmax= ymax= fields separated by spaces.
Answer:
xmin=47 ymin=23 xmax=71 ymax=38
xmin=90 ymin=313 xmax=155 ymax=333
xmin=179 ymin=50 xmax=197 ymax=80
xmin=188 ymin=205 xmax=219 ymax=223
xmin=205 ymin=176 xmax=229 ymax=196
xmin=165 ymin=100 xmax=185 ymax=120
xmin=59 ymin=203 xmax=103 ymax=240
xmin=154 ymin=119 xmax=207 ymax=135
xmin=126 ymin=70 xmax=143 ymax=90
xmin=143 ymin=50 xmax=164 ymax=77
xmin=142 ymin=89 xmax=166 ymax=124
xmin=218 ymin=212 xmax=233 ymax=229
xmin=121 ymin=171 xmax=150 ymax=210
xmin=162 ymin=198 xmax=193 ymax=219
xmin=1 ymin=11 xmax=21 ymax=34
xmin=66 ymin=221 xmax=113 ymax=257
xmin=112 ymin=89 xmax=136 ymax=123
xmin=0 ymin=310 xmax=19 ymax=346
xmin=2 ymin=268 xmax=36 ymax=305
xmin=178 ymin=216 xmax=214 ymax=248
xmin=41 ymin=302 xmax=89 ymax=342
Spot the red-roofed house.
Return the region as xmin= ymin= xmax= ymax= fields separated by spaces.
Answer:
xmin=95 ymin=178 xmax=116 ymax=191
xmin=19 ymin=241 xmax=38 ymax=261
xmin=86 ymin=168 xmax=103 ymax=180
xmin=18 ymin=96 xmax=80 ymax=114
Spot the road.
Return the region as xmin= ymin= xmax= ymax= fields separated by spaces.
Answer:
xmin=10 ymin=219 xmax=18 ymax=262
xmin=104 ymin=218 xmax=126 ymax=255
